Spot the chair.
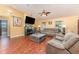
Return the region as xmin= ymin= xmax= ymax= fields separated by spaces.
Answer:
xmin=46 ymin=32 xmax=79 ymax=54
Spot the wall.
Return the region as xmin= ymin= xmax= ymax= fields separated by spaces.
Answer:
xmin=54 ymin=16 xmax=78 ymax=34
xmin=40 ymin=19 xmax=55 ymax=28
xmin=39 ymin=16 xmax=79 ymax=34
xmin=0 ymin=5 xmax=25 ymax=38
xmin=0 ymin=5 xmax=78 ymax=38
xmin=34 ymin=17 xmax=41 ymax=27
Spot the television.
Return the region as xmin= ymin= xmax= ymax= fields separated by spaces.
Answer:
xmin=25 ymin=16 xmax=35 ymax=24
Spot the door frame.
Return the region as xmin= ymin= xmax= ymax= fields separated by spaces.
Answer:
xmin=0 ymin=19 xmax=10 ymax=37
xmin=77 ymin=19 xmax=79 ymax=34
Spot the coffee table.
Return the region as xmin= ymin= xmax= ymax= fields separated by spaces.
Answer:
xmin=30 ymin=33 xmax=46 ymax=43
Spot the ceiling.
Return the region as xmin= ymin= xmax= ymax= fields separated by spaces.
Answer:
xmin=7 ymin=4 xmax=79 ymax=19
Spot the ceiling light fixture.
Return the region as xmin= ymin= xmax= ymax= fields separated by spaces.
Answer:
xmin=42 ymin=13 xmax=47 ymax=16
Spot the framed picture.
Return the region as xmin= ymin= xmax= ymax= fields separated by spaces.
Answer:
xmin=13 ymin=16 xmax=22 ymax=27
xmin=48 ymin=21 xmax=52 ymax=25
xmin=42 ymin=22 xmax=46 ymax=24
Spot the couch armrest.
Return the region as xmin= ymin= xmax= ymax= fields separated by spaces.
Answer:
xmin=68 ymin=41 xmax=79 ymax=54
xmin=46 ymin=44 xmax=70 ymax=54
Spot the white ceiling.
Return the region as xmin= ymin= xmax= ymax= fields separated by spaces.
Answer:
xmin=7 ymin=4 xmax=79 ymax=19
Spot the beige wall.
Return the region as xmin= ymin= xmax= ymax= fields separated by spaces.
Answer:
xmin=0 ymin=5 xmax=25 ymax=38
xmin=0 ymin=5 xmax=78 ymax=38
xmin=0 ymin=5 xmax=39 ymax=38
xmin=40 ymin=19 xmax=55 ymax=28
xmin=54 ymin=16 xmax=78 ymax=34
xmin=38 ymin=16 xmax=79 ymax=34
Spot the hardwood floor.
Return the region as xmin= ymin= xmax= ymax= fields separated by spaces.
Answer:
xmin=0 ymin=36 xmax=53 ymax=54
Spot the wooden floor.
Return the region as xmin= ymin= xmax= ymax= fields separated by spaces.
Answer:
xmin=0 ymin=36 xmax=53 ymax=54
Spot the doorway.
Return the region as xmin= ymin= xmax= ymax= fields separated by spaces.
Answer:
xmin=78 ymin=20 xmax=79 ymax=34
xmin=40 ymin=22 xmax=46 ymax=31
xmin=0 ymin=20 xmax=8 ymax=37
xmin=0 ymin=20 xmax=9 ymax=49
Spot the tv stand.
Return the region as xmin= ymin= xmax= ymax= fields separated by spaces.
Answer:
xmin=25 ymin=24 xmax=35 ymax=35
xmin=26 ymin=29 xmax=33 ymax=35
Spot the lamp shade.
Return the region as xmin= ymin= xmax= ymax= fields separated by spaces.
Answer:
xmin=62 ymin=25 xmax=66 ymax=28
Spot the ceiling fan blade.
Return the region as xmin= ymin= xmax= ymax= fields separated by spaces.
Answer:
xmin=46 ymin=12 xmax=51 ymax=14
xmin=38 ymin=10 xmax=51 ymax=16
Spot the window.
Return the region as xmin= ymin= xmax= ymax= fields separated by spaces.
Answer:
xmin=55 ymin=21 xmax=64 ymax=32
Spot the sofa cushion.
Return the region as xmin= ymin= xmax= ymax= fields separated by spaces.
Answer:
xmin=55 ymin=33 xmax=64 ymax=41
xmin=56 ymin=33 xmax=64 ymax=37
xmin=48 ymin=39 xmax=65 ymax=49
xmin=64 ymin=32 xmax=75 ymax=42
xmin=41 ymin=28 xmax=58 ymax=35
xmin=55 ymin=35 xmax=64 ymax=41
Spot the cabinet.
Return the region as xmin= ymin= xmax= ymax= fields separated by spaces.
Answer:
xmin=25 ymin=24 xmax=35 ymax=35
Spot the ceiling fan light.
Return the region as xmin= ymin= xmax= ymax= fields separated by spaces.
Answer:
xmin=42 ymin=13 xmax=46 ymax=16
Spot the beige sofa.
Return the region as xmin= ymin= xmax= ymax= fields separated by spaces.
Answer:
xmin=41 ymin=28 xmax=59 ymax=36
xmin=46 ymin=32 xmax=79 ymax=54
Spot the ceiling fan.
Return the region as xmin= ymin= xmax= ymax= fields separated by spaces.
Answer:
xmin=39 ymin=10 xmax=51 ymax=16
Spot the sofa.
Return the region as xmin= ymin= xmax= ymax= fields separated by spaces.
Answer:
xmin=46 ymin=32 xmax=79 ymax=54
xmin=41 ymin=28 xmax=59 ymax=36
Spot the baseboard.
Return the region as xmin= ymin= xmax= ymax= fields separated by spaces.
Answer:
xmin=10 ymin=34 xmax=24 ymax=38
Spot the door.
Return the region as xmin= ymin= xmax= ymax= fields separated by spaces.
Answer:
xmin=0 ymin=20 xmax=8 ymax=37
xmin=78 ymin=20 xmax=79 ymax=34
xmin=0 ymin=20 xmax=9 ymax=49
